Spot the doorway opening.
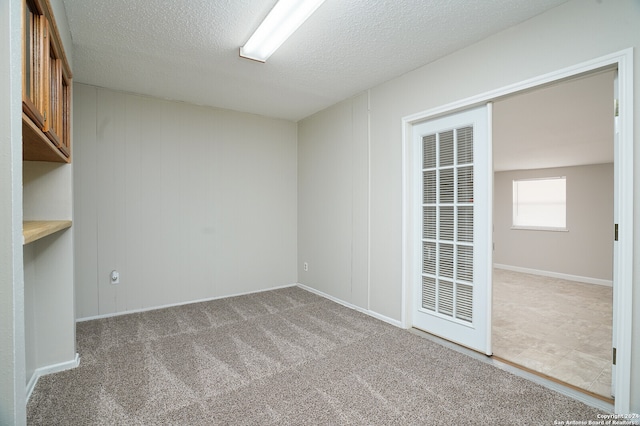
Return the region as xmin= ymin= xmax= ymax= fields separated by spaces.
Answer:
xmin=402 ymin=49 xmax=633 ymax=413
xmin=491 ymin=70 xmax=615 ymax=401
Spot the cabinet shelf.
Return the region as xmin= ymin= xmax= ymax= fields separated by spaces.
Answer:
xmin=23 ymin=220 xmax=72 ymax=245
xmin=23 ymin=112 xmax=68 ymax=162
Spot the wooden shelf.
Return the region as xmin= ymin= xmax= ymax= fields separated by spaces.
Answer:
xmin=23 ymin=220 xmax=72 ymax=245
xmin=23 ymin=112 xmax=69 ymax=163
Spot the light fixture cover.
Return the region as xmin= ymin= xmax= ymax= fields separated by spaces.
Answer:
xmin=240 ymin=0 xmax=326 ymax=62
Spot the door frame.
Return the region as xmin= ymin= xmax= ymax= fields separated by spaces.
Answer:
xmin=401 ymin=48 xmax=633 ymax=413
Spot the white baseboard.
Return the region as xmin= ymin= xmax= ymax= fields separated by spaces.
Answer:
xmin=76 ymin=283 xmax=299 ymax=322
xmin=26 ymin=353 xmax=80 ymax=401
xmin=493 ymin=264 xmax=612 ymax=287
xmin=296 ymin=283 xmax=403 ymax=328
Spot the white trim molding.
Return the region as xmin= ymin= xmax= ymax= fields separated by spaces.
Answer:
xmin=26 ymin=353 xmax=80 ymax=401
xmin=611 ymin=47 xmax=634 ymax=416
xmin=76 ymin=284 xmax=298 ymax=322
xmin=494 ymin=264 xmax=613 ymax=287
xmin=297 ymin=283 xmax=403 ymax=328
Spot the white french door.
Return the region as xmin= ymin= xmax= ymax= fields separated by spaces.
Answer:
xmin=412 ymin=104 xmax=492 ymax=355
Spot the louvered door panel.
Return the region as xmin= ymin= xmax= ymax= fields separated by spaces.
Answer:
xmin=422 ymin=276 xmax=436 ymax=311
xmin=457 ymin=206 xmax=473 ymax=242
xmin=456 ymin=284 xmax=473 ymax=322
xmin=440 ymin=206 xmax=454 ymax=241
xmin=420 ymin=125 xmax=477 ymax=325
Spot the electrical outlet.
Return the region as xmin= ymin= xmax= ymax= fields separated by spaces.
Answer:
xmin=303 ymin=262 xmax=308 ymax=272
xmin=110 ymin=270 xmax=120 ymax=284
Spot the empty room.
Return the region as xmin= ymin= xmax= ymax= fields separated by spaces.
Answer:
xmin=491 ymin=71 xmax=615 ymax=399
xmin=1 ymin=0 xmax=639 ymax=424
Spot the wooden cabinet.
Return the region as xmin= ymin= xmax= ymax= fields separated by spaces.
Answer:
xmin=22 ymin=0 xmax=72 ymax=163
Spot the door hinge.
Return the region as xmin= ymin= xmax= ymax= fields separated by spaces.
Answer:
xmin=615 ymin=224 xmax=618 ymax=241
xmin=613 ymin=347 xmax=617 ymax=365
xmin=614 ymin=99 xmax=619 ymax=117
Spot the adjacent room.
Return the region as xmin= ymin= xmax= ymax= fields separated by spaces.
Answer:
xmin=2 ymin=0 xmax=639 ymax=424
xmin=491 ymin=71 xmax=615 ymax=400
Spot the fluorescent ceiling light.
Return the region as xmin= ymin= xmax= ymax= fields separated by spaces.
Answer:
xmin=240 ymin=0 xmax=326 ymax=62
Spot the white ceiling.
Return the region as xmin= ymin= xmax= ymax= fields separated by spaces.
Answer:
xmin=61 ymin=0 xmax=570 ymax=122
xmin=493 ymin=70 xmax=614 ymax=171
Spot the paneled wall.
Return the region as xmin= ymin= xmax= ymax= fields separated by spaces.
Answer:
xmin=74 ymin=84 xmax=298 ymax=319
xmin=297 ymin=93 xmax=369 ymax=309
xmin=494 ymin=164 xmax=614 ymax=282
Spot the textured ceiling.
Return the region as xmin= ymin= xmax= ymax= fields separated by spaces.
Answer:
xmin=61 ymin=0 xmax=569 ymax=121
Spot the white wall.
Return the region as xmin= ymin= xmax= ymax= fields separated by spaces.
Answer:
xmin=22 ymin=230 xmax=75 ymax=377
xmin=297 ymin=0 xmax=640 ymax=411
xmin=298 ymin=92 xmax=369 ymax=308
xmin=0 ymin=0 xmax=26 ymax=423
xmin=74 ymin=84 xmax=298 ymax=318
xmin=494 ymin=164 xmax=614 ymax=281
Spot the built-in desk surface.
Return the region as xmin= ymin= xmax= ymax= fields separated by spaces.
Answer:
xmin=23 ymin=220 xmax=72 ymax=245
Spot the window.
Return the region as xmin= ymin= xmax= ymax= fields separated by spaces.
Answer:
xmin=512 ymin=177 xmax=566 ymax=230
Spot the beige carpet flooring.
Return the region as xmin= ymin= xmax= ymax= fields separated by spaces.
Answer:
xmin=28 ymin=286 xmax=604 ymax=424
xmin=492 ymin=268 xmax=613 ymax=399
